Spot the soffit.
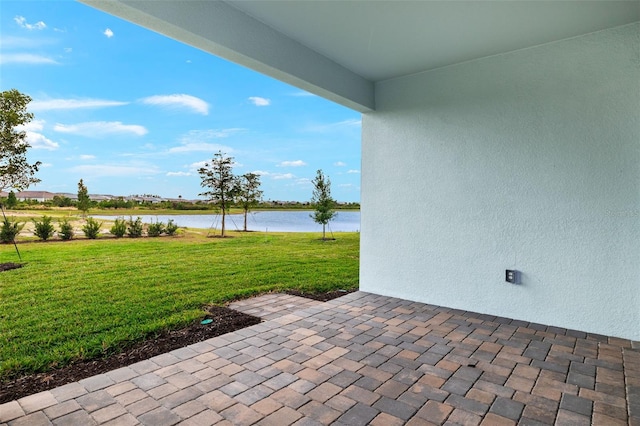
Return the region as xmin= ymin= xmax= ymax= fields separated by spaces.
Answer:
xmin=228 ymin=0 xmax=640 ymax=82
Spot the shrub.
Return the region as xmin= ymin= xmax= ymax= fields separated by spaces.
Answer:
xmin=82 ymin=218 xmax=102 ymax=239
xmin=166 ymin=219 xmax=178 ymax=236
xmin=110 ymin=217 xmax=127 ymax=238
xmin=0 ymin=217 xmax=24 ymax=243
xmin=59 ymin=218 xmax=74 ymax=240
xmin=127 ymin=217 xmax=143 ymax=238
xmin=147 ymin=221 xmax=165 ymax=237
xmin=33 ymin=215 xmax=55 ymax=241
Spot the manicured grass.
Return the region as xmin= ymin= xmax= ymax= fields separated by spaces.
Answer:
xmin=0 ymin=232 xmax=359 ymax=381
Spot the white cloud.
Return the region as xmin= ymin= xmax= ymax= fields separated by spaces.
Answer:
xmin=248 ymin=96 xmax=271 ymax=107
xmin=14 ymin=16 xmax=46 ymax=30
xmin=40 ymin=163 xmax=53 ymax=168
xmin=54 ymin=121 xmax=148 ymax=137
xmin=103 ymin=28 xmax=114 ymax=38
xmin=141 ymin=94 xmax=209 ymax=115
xmin=272 ymin=173 xmax=295 ymax=180
xmin=64 ymin=47 xmax=72 ymax=53
xmin=169 ymin=129 xmax=241 ymax=153
xmin=304 ymin=118 xmax=362 ymax=133
xmin=189 ymin=161 xmax=208 ymax=171
xmin=339 ymin=183 xmax=356 ymax=188
xmin=169 ymin=143 xmax=233 ymax=154
xmin=15 ymin=120 xmax=59 ymax=151
xmin=295 ymin=178 xmax=311 ymax=185
xmin=334 ymin=161 xmax=347 ymax=167
xmin=180 ymin=129 xmax=242 ymax=142
xmin=347 ymin=169 xmax=360 ymax=174
xmin=251 ymin=170 xmax=270 ymax=176
xmin=68 ymin=164 xmax=160 ymax=177
xmin=0 ymin=53 xmax=57 ymax=65
xmin=166 ymin=171 xmax=191 ymax=177
xmin=290 ymin=91 xmax=317 ymax=97
xmin=79 ymin=155 xmax=96 ymax=160
xmin=338 ymin=118 xmax=362 ymax=127
xmin=30 ymin=98 xmax=128 ymax=111
xmin=26 ymin=132 xmax=58 ymax=150
xmin=278 ymin=160 xmax=306 ymax=167
xmin=19 ymin=119 xmax=45 ymax=132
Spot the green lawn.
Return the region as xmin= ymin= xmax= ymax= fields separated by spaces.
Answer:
xmin=0 ymin=232 xmax=359 ymax=381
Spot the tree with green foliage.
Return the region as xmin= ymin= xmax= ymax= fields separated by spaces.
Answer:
xmin=1 ymin=89 xmax=41 ymax=193
xmin=6 ymin=191 xmax=17 ymax=209
xmin=52 ymin=194 xmax=73 ymax=207
xmin=198 ymin=151 xmax=236 ymax=237
xmin=310 ymin=169 xmax=337 ymax=240
xmin=165 ymin=219 xmax=178 ymax=236
xmin=58 ymin=218 xmax=74 ymax=240
xmin=110 ymin=217 xmax=127 ymax=238
xmin=77 ymin=179 xmax=90 ymax=216
xmin=0 ymin=216 xmax=24 ymax=243
xmin=82 ymin=218 xmax=101 ymax=239
xmin=126 ymin=216 xmax=143 ymax=238
xmin=235 ymin=172 xmax=263 ymax=232
xmin=33 ymin=215 xmax=55 ymax=241
xmin=147 ymin=221 xmax=165 ymax=237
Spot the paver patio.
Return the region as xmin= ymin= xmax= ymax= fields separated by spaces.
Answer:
xmin=1 ymin=291 xmax=638 ymax=425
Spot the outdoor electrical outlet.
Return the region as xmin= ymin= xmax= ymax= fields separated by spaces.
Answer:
xmin=506 ymin=270 xmax=520 ymax=284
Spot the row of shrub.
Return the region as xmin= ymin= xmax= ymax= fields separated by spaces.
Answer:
xmin=0 ymin=216 xmax=179 ymax=243
xmin=108 ymin=217 xmax=178 ymax=238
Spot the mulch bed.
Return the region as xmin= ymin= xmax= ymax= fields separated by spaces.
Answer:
xmin=0 ymin=289 xmax=353 ymax=404
xmin=0 ymin=262 xmax=23 ymax=272
xmin=285 ymin=288 xmax=354 ymax=302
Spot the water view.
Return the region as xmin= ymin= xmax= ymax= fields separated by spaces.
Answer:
xmin=94 ymin=210 xmax=360 ymax=233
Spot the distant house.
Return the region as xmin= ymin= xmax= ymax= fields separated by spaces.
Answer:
xmin=0 ymin=191 xmax=8 ymax=198
xmin=164 ymin=198 xmax=184 ymax=203
xmin=55 ymin=192 xmax=78 ymax=201
xmin=16 ymin=191 xmax=55 ymax=202
xmin=126 ymin=195 xmax=162 ymax=204
xmin=89 ymin=194 xmax=115 ymax=202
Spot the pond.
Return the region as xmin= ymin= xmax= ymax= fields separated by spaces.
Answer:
xmin=93 ymin=210 xmax=360 ymax=233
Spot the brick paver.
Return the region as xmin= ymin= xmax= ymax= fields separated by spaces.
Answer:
xmin=1 ymin=291 xmax=639 ymax=425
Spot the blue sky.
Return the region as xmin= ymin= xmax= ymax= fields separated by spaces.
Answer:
xmin=0 ymin=1 xmax=362 ymax=202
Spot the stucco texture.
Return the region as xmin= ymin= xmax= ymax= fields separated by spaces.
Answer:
xmin=361 ymin=23 xmax=640 ymax=340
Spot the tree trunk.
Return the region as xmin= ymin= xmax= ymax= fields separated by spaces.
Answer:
xmin=322 ymin=223 xmax=326 ymax=240
xmin=243 ymin=209 xmax=248 ymax=232
xmin=221 ymin=210 xmax=226 ymax=237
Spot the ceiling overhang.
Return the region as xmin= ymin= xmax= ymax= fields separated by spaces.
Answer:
xmin=79 ymin=1 xmax=640 ymax=113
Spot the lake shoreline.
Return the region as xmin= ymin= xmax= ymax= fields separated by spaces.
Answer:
xmin=92 ymin=210 xmax=361 ymax=233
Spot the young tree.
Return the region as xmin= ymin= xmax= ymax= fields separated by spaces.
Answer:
xmin=77 ymin=179 xmax=90 ymax=216
xmin=1 ymin=89 xmax=41 ymax=192
xmin=235 ymin=173 xmax=263 ymax=232
xmin=310 ymin=169 xmax=337 ymax=240
xmin=198 ymin=151 xmax=235 ymax=237
xmin=6 ymin=191 xmax=17 ymax=209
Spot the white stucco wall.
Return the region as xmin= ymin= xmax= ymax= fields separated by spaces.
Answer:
xmin=361 ymin=23 xmax=640 ymax=340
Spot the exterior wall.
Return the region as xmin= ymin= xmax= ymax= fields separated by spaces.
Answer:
xmin=361 ymin=23 xmax=640 ymax=340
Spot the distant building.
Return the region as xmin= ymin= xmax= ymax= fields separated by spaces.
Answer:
xmin=55 ymin=192 xmax=78 ymax=201
xmin=89 ymin=194 xmax=116 ymax=202
xmin=16 ymin=191 xmax=56 ymax=202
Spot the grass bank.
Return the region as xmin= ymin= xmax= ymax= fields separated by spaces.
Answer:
xmin=0 ymin=232 xmax=359 ymax=381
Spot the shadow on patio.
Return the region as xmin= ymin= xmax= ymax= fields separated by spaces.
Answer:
xmin=1 ymin=291 xmax=638 ymax=425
